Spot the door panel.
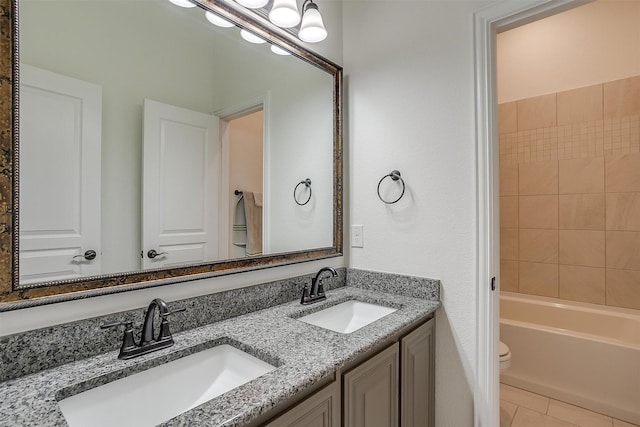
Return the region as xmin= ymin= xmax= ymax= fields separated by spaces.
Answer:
xmin=142 ymin=99 xmax=219 ymax=269
xmin=401 ymin=318 xmax=435 ymax=427
xmin=19 ymin=64 xmax=102 ymax=284
xmin=265 ymin=381 xmax=340 ymax=427
xmin=343 ymin=343 xmax=399 ymax=427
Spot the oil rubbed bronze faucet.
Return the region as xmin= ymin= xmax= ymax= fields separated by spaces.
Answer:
xmin=101 ymin=298 xmax=186 ymax=360
xmin=301 ymin=267 xmax=338 ymax=305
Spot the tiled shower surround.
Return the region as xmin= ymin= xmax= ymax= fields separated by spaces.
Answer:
xmin=499 ymin=75 xmax=640 ymax=310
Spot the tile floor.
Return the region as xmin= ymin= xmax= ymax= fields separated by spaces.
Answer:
xmin=500 ymin=383 xmax=639 ymax=427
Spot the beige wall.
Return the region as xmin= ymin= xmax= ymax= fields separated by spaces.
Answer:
xmin=228 ymin=111 xmax=264 ymax=258
xmin=497 ymin=0 xmax=640 ymax=103
xmin=499 ymin=75 xmax=640 ymax=310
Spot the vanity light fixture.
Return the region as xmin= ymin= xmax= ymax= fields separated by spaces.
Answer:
xmin=298 ymin=0 xmax=327 ymax=43
xmin=270 ymin=45 xmax=291 ymax=56
xmin=205 ymin=11 xmax=234 ymax=28
xmin=236 ymin=0 xmax=269 ymax=9
xmin=168 ymin=0 xmax=196 ymax=8
xmin=269 ymin=0 xmax=301 ymax=28
xmin=231 ymin=0 xmax=328 ymax=43
xmin=240 ymin=29 xmax=267 ymax=44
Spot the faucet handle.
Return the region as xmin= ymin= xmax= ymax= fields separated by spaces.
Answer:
xmin=101 ymin=321 xmax=137 ymax=356
xmin=300 ymin=284 xmax=310 ymax=304
xmin=156 ymin=307 xmax=186 ymax=342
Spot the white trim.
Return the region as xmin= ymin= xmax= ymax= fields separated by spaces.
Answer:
xmin=473 ymin=1 xmax=584 ymax=426
xmin=262 ymin=92 xmax=272 ymax=253
xmin=219 ymin=119 xmax=231 ymax=259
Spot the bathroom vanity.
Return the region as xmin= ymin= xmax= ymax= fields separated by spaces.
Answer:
xmin=263 ymin=317 xmax=435 ymax=427
xmin=0 ymin=270 xmax=440 ymax=427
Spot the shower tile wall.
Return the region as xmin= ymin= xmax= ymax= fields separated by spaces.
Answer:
xmin=499 ymin=75 xmax=640 ymax=310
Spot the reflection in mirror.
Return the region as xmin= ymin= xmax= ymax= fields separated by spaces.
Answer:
xmin=17 ymin=0 xmax=337 ymax=288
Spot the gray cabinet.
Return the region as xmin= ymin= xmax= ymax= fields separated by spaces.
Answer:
xmin=401 ymin=318 xmax=435 ymax=427
xmin=343 ymin=343 xmax=400 ymax=427
xmin=265 ymin=380 xmax=341 ymax=427
xmin=266 ymin=317 xmax=435 ymax=427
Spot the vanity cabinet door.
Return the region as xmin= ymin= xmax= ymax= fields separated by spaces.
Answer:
xmin=343 ymin=343 xmax=399 ymax=427
xmin=265 ymin=380 xmax=340 ymax=427
xmin=400 ymin=318 xmax=435 ymax=427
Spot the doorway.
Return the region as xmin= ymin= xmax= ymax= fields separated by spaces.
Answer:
xmin=474 ymin=1 xmax=587 ymax=426
xmin=225 ymin=109 xmax=264 ymax=259
xmin=218 ymin=104 xmax=267 ymax=260
xmin=475 ymin=2 xmax=640 ymax=425
xmin=495 ymin=2 xmax=640 ymax=425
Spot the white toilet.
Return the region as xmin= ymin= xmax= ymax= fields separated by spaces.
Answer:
xmin=499 ymin=341 xmax=511 ymax=371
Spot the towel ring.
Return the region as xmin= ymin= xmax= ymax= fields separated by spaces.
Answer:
xmin=377 ymin=170 xmax=405 ymax=204
xmin=294 ymin=178 xmax=312 ymax=206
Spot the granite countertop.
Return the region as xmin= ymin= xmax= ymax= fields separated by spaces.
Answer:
xmin=0 ymin=286 xmax=440 ymax=427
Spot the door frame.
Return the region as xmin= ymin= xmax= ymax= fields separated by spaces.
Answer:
xmin=472 ymin=1 xmax=586 ymax=425
xmin=216 ymin=93 xmax=272 ymax=258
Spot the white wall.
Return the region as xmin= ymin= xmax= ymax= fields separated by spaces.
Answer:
xmin=497 ymin=0 xmax=640 ymax=103
xmin=267 ymin=76 xmax=335 ymax=253
xmin=343 ymin=1 xmax=491 ymax=424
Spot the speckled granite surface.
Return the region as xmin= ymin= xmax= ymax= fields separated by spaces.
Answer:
xmin=0 ymin=284 xmax=440 ymax=427
xmin=347 ymin=268 xmax=440 ymax=300
xmin=0 ymin=269 xmax=347 ymax=382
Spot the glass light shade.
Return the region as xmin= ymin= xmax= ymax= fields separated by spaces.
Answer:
xmin=235 ymin=0 xmax=268 ymax=9
xmin=269 ymin=0 xmax=301 ymax=28
xmin=270 ymin=45 xmax=291 ymax=56
xmin=205 ymin=11 xmax=234 ymax=28
xmin=240 ymin=29 xmax=267 ymax=44
xmin=168 ymin=0 xmax=196 ymax=8
xmin=298 ymin=5 xmax=327 ymax=43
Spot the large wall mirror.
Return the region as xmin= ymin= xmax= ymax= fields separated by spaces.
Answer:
xmin=0 ymin=0 xmax=342 ymax=308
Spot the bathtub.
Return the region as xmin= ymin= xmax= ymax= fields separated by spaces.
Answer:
xmin=500 ymin=291 xmax=640 ymax=424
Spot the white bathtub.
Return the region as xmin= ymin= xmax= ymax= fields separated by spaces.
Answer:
xmin=500 ymin=291 xmax=640 ymax=424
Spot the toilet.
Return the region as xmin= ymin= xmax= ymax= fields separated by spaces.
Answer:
xmin=499 ymin=341 xmax=511 ymax=371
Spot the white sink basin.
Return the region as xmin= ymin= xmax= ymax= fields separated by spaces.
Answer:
xmin=298 ymin=300 xmax=397 ymax=333
xmin=58 ymin=344 xmax=276 ymax=427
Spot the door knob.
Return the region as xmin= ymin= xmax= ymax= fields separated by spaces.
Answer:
xmin=73 ymin=250 xmax=97 ymax=261
xmin=147 ymin=249 xmax=167 ymax=259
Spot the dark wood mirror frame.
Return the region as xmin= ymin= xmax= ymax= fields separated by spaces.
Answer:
xmin=0 ymin=0 xmax=342 ymax=310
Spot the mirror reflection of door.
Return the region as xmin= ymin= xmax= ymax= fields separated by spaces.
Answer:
xmin=19 ymin=64 xmax=102 ymax=284
xmin=142 ymin=99 xmax=220 ymax=269
xmin=226 ymin=110 xmax=264 ymax=259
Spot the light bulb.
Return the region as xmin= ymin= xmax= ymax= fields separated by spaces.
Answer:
xmin=269 ymin=0 xmax=301 ymax=28
xmin=270 ymin=45 xmax=291 ymax=56
xmin=240 ymin=29 xmax=267 ymax=44
xmin=205 ymin=11 xmax=234 ymax=28
xmin=168 ymin=0 xmax=196 ymax=8
xmin=235 ymin=0 xmax=268 ymax=9
xmin=298 ymin=2 xmax=327 ymax=43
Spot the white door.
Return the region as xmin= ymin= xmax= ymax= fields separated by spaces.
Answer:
xmin=19 ymin=64 xmax=102 ymax=285
xmin=142 ymin=99 xmax=220 ymax=269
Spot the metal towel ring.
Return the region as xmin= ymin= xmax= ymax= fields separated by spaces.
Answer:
xmin=294 ymin=178 xmax=312 ymax=206
xmin=377 ymin=170 xmax=405 ymax=204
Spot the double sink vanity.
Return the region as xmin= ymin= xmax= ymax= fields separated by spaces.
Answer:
xmin=0 ymin=269 xmax=440 ymax=427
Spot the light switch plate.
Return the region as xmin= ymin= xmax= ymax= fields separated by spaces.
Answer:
xmin=351 ymin=224 xmax=364 ymax=248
